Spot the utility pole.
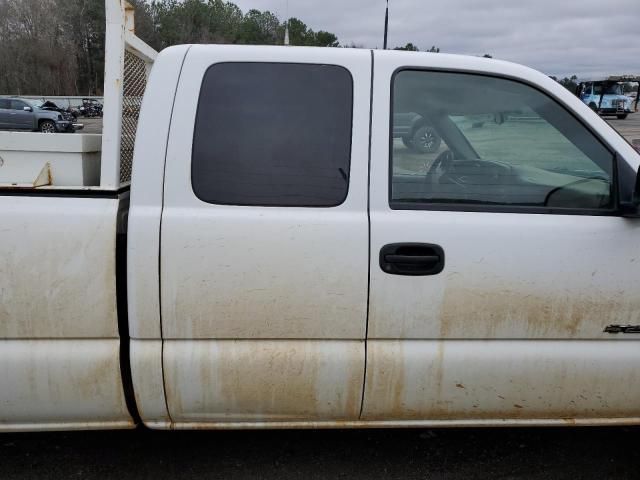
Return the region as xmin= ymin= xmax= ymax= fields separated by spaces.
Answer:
xmin=383 ymin=0 xmax=389 ymax=49
xmin=284 ymin=0 xmax=290 ymax=45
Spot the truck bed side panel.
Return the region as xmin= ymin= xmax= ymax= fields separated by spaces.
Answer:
xmin=0 ymin=339 xmax=132 ymax=431
xmin=0 ymin=196 xmax=119 ymax=338
xmin=0 ymin=194 xmax=134 ymax=430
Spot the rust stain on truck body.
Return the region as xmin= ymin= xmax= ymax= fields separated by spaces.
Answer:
xmin=361 ymin=340 xmax=640 ymax=421
xmin=438 ymin=283 xmax=640 ymax=339
xmin=0 ymin=197 xmax=119 ymax=339
xmin=163 ymin=340 xmax=365 ymax=424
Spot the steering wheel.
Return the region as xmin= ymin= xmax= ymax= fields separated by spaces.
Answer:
xmin=426 ymin=149 xmax=454 ymax=180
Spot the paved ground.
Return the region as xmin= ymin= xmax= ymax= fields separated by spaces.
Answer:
xmin=1 ymin=426 xmax=640 ymax=479
xmin=606 ymin=112 xmax=640 ymax=144
xmin=79 ymin=117 xmax=103 ymax=134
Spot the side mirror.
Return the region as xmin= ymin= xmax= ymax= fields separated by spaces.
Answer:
xmin=23 ymin=106 xmax=32 ymax=112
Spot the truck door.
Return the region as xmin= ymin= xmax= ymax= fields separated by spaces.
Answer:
xmin=363 ymin=51 xmax=640 ymax=423
xmin=160 ymin=46 xmax=371 ymax=426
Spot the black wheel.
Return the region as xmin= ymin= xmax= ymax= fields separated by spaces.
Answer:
xmin=588 ymin=102 xmax=598 ymax=112
xmin=39 ymin=120 xmax=56 ymax=133
xmin=411 ymin=125 xmax=441 ymax=154
xmin=401 ymin=136 xmax=413 ymax=149
xmin=617 ymin=114 xmax=628 ymax=120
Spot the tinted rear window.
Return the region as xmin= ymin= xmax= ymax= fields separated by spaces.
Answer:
xmin=192 ymin=62 xmax=353 ymax=207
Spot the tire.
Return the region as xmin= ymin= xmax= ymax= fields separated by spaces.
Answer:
xmin=411 ymin=125 xmax=441 ymax=154
xmin=39 ymin=120 xmax=56 ymax=133
xmin=617 ymin=114 xmax=628 ymax=120
xmin=401 ymin=136 xmax=413 ymax=149
xmin=588 ymin=102 xmax=598 ymax=112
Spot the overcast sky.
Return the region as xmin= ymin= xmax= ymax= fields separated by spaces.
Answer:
xmin=233 ymin=0 xmax=637 ymax=79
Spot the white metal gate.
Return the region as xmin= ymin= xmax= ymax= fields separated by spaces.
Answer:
xmin=101 ymin=0 xmax=158 ymax=188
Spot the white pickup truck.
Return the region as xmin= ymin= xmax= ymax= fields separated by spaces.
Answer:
xmin=1 ymin=4 xmax=640 ymax=433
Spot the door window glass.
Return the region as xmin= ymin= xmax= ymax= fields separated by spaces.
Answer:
xmin=391 ymin=71 xmax=614 ymax=211
xmin=10 ymin=100 xmax=27 ymax=110
xmin=192 ymin=62 xmax=353 ymax=207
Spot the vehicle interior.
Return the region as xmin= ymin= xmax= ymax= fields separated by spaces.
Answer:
xmin=391 ymin=71 xmax=613 ymax=210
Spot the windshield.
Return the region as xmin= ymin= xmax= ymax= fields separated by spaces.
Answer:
xmin=24 ymin=99 xmax=43 ymax=109
xmin=449 ymin=111 xmax=608 ymax=179
xmin=594 ymin=83 xmax=623 ymax=95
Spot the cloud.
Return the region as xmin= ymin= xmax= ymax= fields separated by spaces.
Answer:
xmin=233 ymin=0 xmax=637 ymax=78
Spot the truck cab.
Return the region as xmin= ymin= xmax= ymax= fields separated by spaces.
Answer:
xmin=577 ymin=77 xmax=639 ymax=119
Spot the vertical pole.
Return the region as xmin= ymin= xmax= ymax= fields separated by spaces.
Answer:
xmin=100 ymin=0 xmax=126 ymax=189
xmin=284 ymin=0 xmax=290 ymax=45
xmin=383 ymin=0 xmax=389 ymax=50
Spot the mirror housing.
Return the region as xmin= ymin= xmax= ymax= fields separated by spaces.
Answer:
xmin=23 ymin=106 xmax=32 ymax=112
xmin=619 ymin=200 xmax=640 ymax=217
xmin=618 ymin=157 xmax=640 ymax=218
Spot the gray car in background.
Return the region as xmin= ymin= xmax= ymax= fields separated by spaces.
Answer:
xmin=0 ymin=98 xmax=82 ymax=133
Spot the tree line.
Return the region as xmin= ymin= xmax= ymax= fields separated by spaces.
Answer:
xmin=4 ymin=1 xmax=614 ymax=98
xmin=549 ymin=75 xmax=579 ymax=92
xmin=0 ymin=0 xmax=340 ymax=96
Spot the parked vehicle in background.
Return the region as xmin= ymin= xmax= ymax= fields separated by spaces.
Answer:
xmin=576 ymin=76 xmax=640 ymax=119
xmin=0 ymin=97 xmax=83 ymax=132
xmin=393 ymin=113 xmax=442 ymax=153
xmin=78 ymin=98 xmax=103 ymax=117
xmin=36 ymin=99 xmax=79 ymax=121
